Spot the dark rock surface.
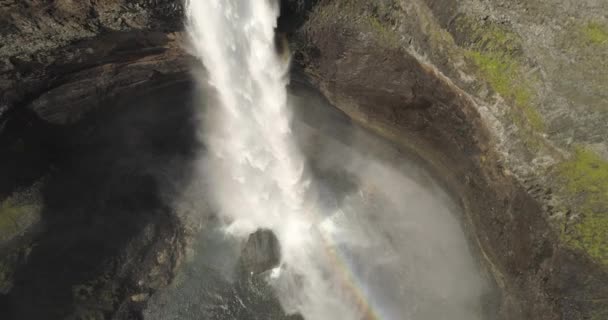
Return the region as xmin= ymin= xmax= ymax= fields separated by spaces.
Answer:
xmin=239 ymin=229 xmax=281 ymax=275
xmin=0 ymin=0 xmax=185 ymax=118
xmin=0 ymin=3 xmax=193 ymax=319
xmin=0 ymin=80 xmax=196 ymax=319
xmin=24 ymin=31 xmax=190 ymax=125
xmin=232 ymin=230 xmax=299 ymax=320
xmin=2 ymin=30 xmax=189 ymax=125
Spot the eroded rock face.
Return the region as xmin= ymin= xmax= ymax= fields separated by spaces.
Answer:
xmin=0 ymin=0 xmax=182 ymax=59
xmin=0 ymin=3 xmax=192 ymax=319
xmin=0 ymin=0 xmax=185 ymax=118
xmin=23 ymin=31 xmax=190 ymax=125
xmin=0 ymin=79 xmax=195 ymax=319
xmin=292 ymin=1 xmax=608 ymax=319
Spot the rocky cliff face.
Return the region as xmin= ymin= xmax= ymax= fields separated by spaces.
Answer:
xmin=0 ymin=0 xmax=190 ymax=247
xmin=0 ymin=2 xmax=190 ymax=318
xmin=292 ymin=0 xmax=608 ymax=319
xmin=1 ymin=0 xmax=607 ymax=319
xmin=0 ymin=0 xmax=186 ymax=121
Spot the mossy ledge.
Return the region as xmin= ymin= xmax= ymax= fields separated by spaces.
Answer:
xmin=306 ymin=0 xmax=402 ymax=48
xmin=455 ymin=16 xmax=545 ymax=136
xmin=558 ymin=147 xmax=608 ymax=266
xmin=582 ymin=22 xmax=608 ymax=46
xmin=0 ymin=182 xmax=43 ymax=243
xmin=300 ymin=3 xmax=608 ymax=317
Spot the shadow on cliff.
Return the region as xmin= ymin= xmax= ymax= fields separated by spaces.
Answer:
xmin=0 ymin=78 xmax=199 ymax=319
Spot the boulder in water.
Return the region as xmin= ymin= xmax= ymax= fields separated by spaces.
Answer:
xmin=239 ymin=229 xmax=281 ymax=275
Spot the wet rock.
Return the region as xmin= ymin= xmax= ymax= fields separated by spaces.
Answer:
xmin=239 ymin=229 xmax=281 ymax=275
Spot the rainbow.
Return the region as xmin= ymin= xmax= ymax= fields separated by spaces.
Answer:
xmin=321 ymin=239 xmax=381 ymax=320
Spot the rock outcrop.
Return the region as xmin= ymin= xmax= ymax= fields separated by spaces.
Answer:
xmin=0 ymin=0 xmax=185 ymax=120
xmin=0 ymin=2 xmax=194 ymax=319
xmin=239 ymin=229 xmax=282 ymax=275
xmin=290 ymin=0 xmax=608 ymax=319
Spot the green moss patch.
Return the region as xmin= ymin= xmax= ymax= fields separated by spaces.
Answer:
xmin=465 ymin=51 xmax=544 ymax=131
xmin=456 ymin=16 xmax=521 ymax=54
xmin=559 ymin=148 xmax=608 ymax=265
xmin=308 ymin=0 xmax=401 ymax=48
xmin=582 ymin=22 xmax=608 ymax=45
xmin=456 ymin=16 xmax=545 ymax=133
xmin=366 ymin=15 xmax=401 ymax=48
xmin=0 ymin=199 xmax=39 ymax=237
xmin=559 ymin=148 xmax=608 ymax=198
xmin=0 ymin=185 xmax=43 ymax=242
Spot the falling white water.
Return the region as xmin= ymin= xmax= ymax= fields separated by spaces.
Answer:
xmin=185 ymin=0 xmax=308 ymax=236
xmin=185 ymin=0 xmax=366 ymax=318
xmin=184 ymin=1 xmax=488 ymax=320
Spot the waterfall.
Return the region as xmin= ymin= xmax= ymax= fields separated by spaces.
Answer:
xmin=183 ymin=1 xmax=487 ymax=320
xmin=185 ymin=0 xmax=356 ymax=318
xmin=185 ymin=0 xmax=308 ymax=237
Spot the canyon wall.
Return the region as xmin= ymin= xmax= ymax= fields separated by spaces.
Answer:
xmin=1 ymin=0 xmax=607 ymax=319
